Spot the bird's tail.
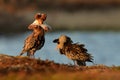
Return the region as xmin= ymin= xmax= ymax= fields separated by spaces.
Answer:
xmin=86 ymin=53 xmax=95 ymax=65
xmin=19 ymin=52 xmax=24 ymax=56
xmin=19 ymin=50 xmax=26 ymax=56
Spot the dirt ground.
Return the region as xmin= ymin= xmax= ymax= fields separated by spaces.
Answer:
xmin=0 ymin=54 xmax=120 ymax=80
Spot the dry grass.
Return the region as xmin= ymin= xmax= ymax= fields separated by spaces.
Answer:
xmin=0 ymin=54 xmax=120 ymax=80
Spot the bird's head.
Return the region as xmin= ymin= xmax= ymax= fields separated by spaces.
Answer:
xmin=41 ymin=13 xmax=47 ymax=21
xmin=34 ymin=13 xmax=42 ymax=20
xmin=53 ymin=35 xmax=73 ymax=49
xmin=34 ymin=13 xmax=47 ymax=22
xmin=33 ymin=13 xmax=51 ymax=32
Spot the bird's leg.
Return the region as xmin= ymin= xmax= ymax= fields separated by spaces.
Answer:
xmin=30 ymin=50 xmax=35 ymax=58
xmin=83 ymin=62 xmax=86 ymax=66
xmin=76 ymin=60 xmax=86 ymax=66
xmin=73 ymin=60 xmax=75 ymax=65
xmin=73 ymin=60 xmax=78 ymax=66
xmin=27 ymin=52 xmax=30 ymax=57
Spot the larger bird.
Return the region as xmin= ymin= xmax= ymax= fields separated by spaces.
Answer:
xmin=53 ymin=35 xmax=94 ymax=66
xmin=19 ymin=13 xmax=51 ymax=58
xmin=19 ymin=25 xmax=45 ymax=58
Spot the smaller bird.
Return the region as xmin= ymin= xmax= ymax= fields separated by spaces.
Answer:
xmin=53 ymin=35 xmax=94 ymax=66
xmin=19 ymin=25 xmax=45 ymax=58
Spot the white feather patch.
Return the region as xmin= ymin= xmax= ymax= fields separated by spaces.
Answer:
xmin=32 ymin=20 xmax=39 ymax=25
xmin=41 ymin=24 xmax=52 ymax=31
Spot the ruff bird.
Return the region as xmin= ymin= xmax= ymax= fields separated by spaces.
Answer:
xmin=53 ymin=35 xmax=94 ymax=66
xmin=20 ymin=25 xmax=45 ymax=58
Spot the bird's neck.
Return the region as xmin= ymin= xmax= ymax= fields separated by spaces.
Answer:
xmin=57 ymin=43 xmax=64 ymax=49
xmin=33 ymin=29 xmax=44 ymax=37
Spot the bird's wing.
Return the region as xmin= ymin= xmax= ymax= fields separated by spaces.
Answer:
xmin=73 ymin=44 xmax=93 ymax=61
xmin=23 ymin=34 xmax=36 ymax=51
xmin=36 ymin=35 xmax=45 ymax=50
xmin=73 ymin=43 xmax=88 ymax=53
xmin=66 ymin=43 xmax=92 ymax=61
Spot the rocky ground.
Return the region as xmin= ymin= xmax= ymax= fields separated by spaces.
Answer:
xmin=0 ymin=54 xmax=120 ymax=80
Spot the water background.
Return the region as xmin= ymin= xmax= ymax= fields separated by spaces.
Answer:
xmin=0 ymin=31 xmax=120 ymax=66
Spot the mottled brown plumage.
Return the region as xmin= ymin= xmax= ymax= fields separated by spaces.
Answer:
xmin=20 ymin=25 xmax=45 ymax=58
xmin=19 ymin=13 xmax=51 ymax=58
xmin=53 ymin=35 xmax=94 ymax=66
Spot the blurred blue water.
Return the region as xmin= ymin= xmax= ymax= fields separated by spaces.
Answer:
xmin=0 ymin=31 xmax=120 ymax=66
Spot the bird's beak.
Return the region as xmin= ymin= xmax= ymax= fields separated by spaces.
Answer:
xmin=53 ymin=39 xmax=59 ymax=43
